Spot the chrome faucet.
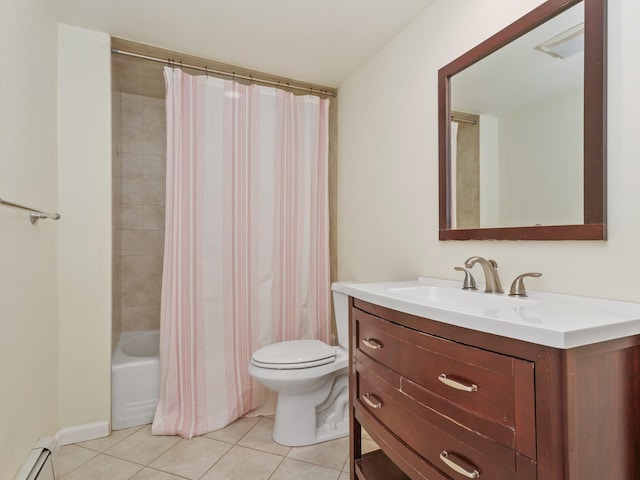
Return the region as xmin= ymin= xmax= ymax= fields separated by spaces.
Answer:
xmin=454 ymin=266 xmax=477 ymax=290
xmin=464 ymin=256 xmax=504 ymax=294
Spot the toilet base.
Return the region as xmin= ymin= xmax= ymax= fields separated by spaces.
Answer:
xmin=272 ymin=370 xmax=349 ymax=446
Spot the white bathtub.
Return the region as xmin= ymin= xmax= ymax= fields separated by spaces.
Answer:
xmin=112 ymin=330 xmax=160 ymax=430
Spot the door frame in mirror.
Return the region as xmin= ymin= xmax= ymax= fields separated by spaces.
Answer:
xmin=438 ymin=0 xmax=606 ymax=240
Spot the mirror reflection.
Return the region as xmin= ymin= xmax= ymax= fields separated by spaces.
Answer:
xmin=450 ymin=2 xmax=584 ymax=229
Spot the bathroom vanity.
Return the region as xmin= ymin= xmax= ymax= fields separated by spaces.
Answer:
xmin=334 ymin=278 xmax=640 ymax=480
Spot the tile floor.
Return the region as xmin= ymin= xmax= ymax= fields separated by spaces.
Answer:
xmin=55 ymin=417 xmax=379 ymax=480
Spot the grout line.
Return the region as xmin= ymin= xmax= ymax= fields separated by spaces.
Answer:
xmin=135 ymin=466 xmax=191 ymax=480
xmin=265 ymin=455 xmax=287 ymax=480
xmin=55 ymin=446 xmax=99 ymax=479
xmin=197 ymin=443 xmax=244 ymax=479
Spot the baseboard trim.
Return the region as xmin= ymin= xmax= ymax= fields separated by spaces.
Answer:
xmin=55 ymin=421 xmax=110 ymax=446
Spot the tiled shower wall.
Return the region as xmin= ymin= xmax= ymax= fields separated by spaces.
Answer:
xmin=113 ymin=92 xmax=166 ymax=335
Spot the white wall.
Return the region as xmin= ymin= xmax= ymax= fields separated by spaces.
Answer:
xmin=498 ymin=88 xmax=583 ymax=227
xmin=479 ymin=114 xmax=499 ymax=227
xmin=58 ymin=24 xmax=112 ymax=429
xmin=338 ymin=0 xmax=640 ymax=302
xmin=0 ymin=0 xmax=59 ymax=476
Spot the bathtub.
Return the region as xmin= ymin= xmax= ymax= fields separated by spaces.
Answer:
xmin=112 ymin=330 xmax=160 ymax=430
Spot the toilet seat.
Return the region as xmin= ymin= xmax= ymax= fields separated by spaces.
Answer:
xmin=251 ymin=339 xmax=336 ymax=370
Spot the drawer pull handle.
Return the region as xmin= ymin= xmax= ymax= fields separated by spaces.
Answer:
xmin=438 ymin=374 xmax=478 ymax=392
xmin=362 ymin=338 xmax=382 ymax=350
xmin=362 ymin=393 xmax=383 ymax=409
xmin=440 ymin=451 xmax=480 ymax=478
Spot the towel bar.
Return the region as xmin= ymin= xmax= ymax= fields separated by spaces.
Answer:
xmin=0 ymin=197 xmax=61 ymax=224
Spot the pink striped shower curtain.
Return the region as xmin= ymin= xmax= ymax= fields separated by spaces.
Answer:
xmin=152 ymin=68 xmax=331 ymax=438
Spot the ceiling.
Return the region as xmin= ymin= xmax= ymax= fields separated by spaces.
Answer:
xmin=452 ymin=2 xmax=584 ymax=116
xmin=51 ymin=0 xmax=436 ymax=88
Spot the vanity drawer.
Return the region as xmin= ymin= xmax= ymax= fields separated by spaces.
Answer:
xmin=355 ymin=308 xmax=535 ymax=452
xmin=356 ymin=406 xmax=451 ymax=480
xmin=357 ymin=362 xmax=536 ymax=480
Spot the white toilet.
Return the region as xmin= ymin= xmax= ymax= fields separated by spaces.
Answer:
xmin=248 ymin=289 xmax=350 ymax=446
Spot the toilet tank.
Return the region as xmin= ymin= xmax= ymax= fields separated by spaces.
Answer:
xmin=332 ymin=284 xmax=350 ymax=349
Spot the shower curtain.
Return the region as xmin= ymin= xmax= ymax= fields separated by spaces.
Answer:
xmin=152 ymin=67 xmax=331 ymax=438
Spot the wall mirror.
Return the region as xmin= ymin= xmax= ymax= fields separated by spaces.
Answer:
xmin=438 ymin=0 xmax=606 ymax=240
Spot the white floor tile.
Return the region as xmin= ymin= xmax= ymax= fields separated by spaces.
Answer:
xmin=149 ymin=436 xmax=231 ymax=479
xmin=237 ymin=417 xmax=291 ymax=456
xmin=55 ymin=445 xmax=99 ymax=477
xmin=60 ymin=454 xmax=142 ymax=480
xmin=269 ymin=458 xmax=341 ymax=480
xmin=78 ymin=425 xmax=143 ymax=452
xmin=200 ymin=445 xmax=283 ymax=480
xmin=105 ymin=425 xmax=180 ymax=465
xmin=286 ymin=437 xmax=349 ymax=471
xmin=61 ymin=416 xmax=351 ymax=480
xmin=130 ymin=467 xmax=186 ymax=479
xmin=203 ymin=416 xmax=260 ymax=444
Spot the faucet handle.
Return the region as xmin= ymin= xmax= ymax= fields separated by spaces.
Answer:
xmin=454 ymin=267 xmax=477 ymax=291
xmin=509 ymin=272 xmax=542 ymax=297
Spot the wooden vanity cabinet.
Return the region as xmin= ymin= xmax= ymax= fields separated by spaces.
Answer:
xmin=348 ymin=298 xmax=640 ymax=480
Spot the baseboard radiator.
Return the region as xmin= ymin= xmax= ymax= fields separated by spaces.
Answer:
xmin=14 ymin=438 xmax=56 ymax=480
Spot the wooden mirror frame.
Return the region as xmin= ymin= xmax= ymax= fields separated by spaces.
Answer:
xmin=438 ymin=0 xmax=606 ymax=241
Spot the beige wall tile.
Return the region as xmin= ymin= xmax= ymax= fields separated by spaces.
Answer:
xmin=122 ymin=305 xmax=161 ymax=331
xmin=121 ymin=93 xmax=143 ymax=128
xmin=114 ymin=90 xmax=166 ymax=336
xmin=121 ymin=256 xmax=145 ymax=306
xmin=142 ymin=154 xmax=166 ymax=181
xmin=142 ymin=102 xmax=166 ymax=134
xmin=122 ymin=178 xmax=165 ymax=205
xmin=122 ymin=128 xmax=165 ymax=156
xmin=142 ymin=255 xmax=164 ymax=305
xmin=112 ymin=228 xmax=122 ymax=255
xmin=122 ymin=153 xmax=143 ymax=179
xmin=121 ymin=229 xmax=164 ymax=256
xmin=143 ymin=205 xmax=165 ymax=230
xmin=122 ymin=205 xmax=144 ymax=229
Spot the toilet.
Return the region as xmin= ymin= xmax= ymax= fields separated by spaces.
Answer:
xmin=248 ymin=289 xmax=350 ymax=446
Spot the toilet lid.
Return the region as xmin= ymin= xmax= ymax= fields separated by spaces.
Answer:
xmin=251 ymin=339 xmax=336 ymax=369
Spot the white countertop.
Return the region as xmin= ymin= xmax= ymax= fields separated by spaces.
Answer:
xmin=332 ymin=277 xmax=640 ymax=349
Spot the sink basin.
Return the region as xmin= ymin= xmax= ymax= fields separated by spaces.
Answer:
xmin=333 ymin=277 xmax=640 ymax=348
xmin=389 ymin=286 xmax=537 ymax=310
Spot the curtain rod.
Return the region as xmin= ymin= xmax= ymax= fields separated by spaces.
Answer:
xmin=111 ymin=48 xmax=337 ymax=98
